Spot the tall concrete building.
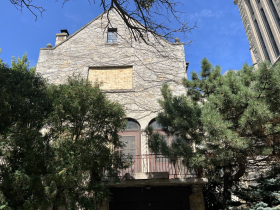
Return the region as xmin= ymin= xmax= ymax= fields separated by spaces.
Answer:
xmin=234 ymin=0 xmax=280 ymax=67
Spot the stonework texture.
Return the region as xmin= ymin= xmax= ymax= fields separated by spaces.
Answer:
xmin=189 ymin=185 xmax=205 ymax=210
xmin=36 ymin=9 xmax=208 ymax=210
xmin=36 ymin=9 xmax=186 ymax=158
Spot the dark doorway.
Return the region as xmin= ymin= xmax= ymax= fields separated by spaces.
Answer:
xmin=109 ymin=186 xmax=191 ymax=210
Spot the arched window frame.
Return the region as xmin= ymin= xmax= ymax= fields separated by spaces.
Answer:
xmin=149 ymin=119 xmax=172 ymax=147
xmin=148 ymin=119 xmax=174 ymax=165
xmin=118 ymin=118 xmax=141 ymax=157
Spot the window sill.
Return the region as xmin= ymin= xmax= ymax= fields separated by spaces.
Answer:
xmin=102 ymin=89 xmax=135 ymax=93
xmin=105 ymin=43 xmax=118 ymax=45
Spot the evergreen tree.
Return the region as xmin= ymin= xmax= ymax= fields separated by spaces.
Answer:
xmin=146 ymin=58 xmax=280 ymax=209
xmin=228 ymin=168 xmax=280 ymax=210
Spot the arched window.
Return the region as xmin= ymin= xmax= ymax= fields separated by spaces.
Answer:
xmin=118 ymin=119 xmax=141 ymax=157
xmin=149 ymin=119 xmax=173 ymax=164
xmin=149 ymin=120 xmax=184 ymax=178
xmin=149 ymin=119 xmax=171 ymax=147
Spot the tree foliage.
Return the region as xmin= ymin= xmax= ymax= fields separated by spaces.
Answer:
xmin=0 ymin=53 xmax=54 ymax=209
xmin=229 ymin=168 xmax=280 ymax=210
xmin=0 ymin=54 xmax=128 ymax=209
xmin=44 ymin=77 xmax=128 ymax=210
xmin=9 ymin=0 xmax=195 ymax=44
xmin=147 ymin=58 xmax=280 ymax=209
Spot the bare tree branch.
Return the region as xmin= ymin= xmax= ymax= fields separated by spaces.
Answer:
xmin=10 ymin=0 xmax=46 ymax=21
xmin=9 ymin=0 xmax=197 ymax=44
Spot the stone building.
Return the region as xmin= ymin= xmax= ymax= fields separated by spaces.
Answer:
xmin=234 ymin=0 xmax=280 ymax=67
xmin=36 ymin=9 xmax=207 ymax=210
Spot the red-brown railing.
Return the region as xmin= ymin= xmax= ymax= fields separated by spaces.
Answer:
xmin=118 ymin=154 xmax=196 ymax=179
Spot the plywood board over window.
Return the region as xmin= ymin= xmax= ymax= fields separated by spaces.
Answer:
xmin=88 ymin=66 xmax=133 ymax=90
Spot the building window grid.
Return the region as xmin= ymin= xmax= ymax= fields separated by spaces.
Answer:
xmin=268 ymin=0 xmax=280 ymax=58
xmin=254 ymin=19 xmax=271 ymax=62
xmin=247 ymin=0 xmax=255 ymax=15
xmin=260 ymin=8 xmax=280 ymax=57
xmin=269 ymin=0 xmax=280 ymax=25
xmin=247 ymin=0 xmax=271 ymax=61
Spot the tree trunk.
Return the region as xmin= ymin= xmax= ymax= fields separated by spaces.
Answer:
xmin=223 ymin=173 xmax=232 ymax=208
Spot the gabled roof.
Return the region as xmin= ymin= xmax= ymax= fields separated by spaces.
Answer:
xmin=41 ymin=7 xmax=182 ymax=50
xmin=41 ymin=9 xmax=109 ymax=50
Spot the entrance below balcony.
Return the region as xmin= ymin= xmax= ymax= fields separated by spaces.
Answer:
xmin=109 ymin=186 xmax=191 ymax=210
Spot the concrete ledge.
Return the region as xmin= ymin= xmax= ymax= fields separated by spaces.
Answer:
xmin=171 ymin=42 xmax=185 ymax=45
xmin=109 ymin=177 xmax=208 ymax=188
xmin=125 ymin=172 xmax=169 ymax=180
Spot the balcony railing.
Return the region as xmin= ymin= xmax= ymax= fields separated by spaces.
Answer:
xmin=118 ymin=154 xmax=196 ymax=180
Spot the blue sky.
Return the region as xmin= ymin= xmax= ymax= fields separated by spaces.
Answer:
xmin=0 ymin=0 xmax=252 ymax=78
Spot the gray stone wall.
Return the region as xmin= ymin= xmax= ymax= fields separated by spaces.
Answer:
xmin=36 ymin=9 xmax=187 ymax=156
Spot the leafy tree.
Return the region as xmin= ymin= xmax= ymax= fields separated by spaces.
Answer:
xmin=147 ymin=58 xmax=280 ymax=209
xmin=0 ymin=53 xmax=53 ymax=209
xmin=9 ymin=0 xmax=195 ymax=43
xmin=0 ymin=54 xmax=129 ymax=209
xmin=44 ymin=77 xmax=128 ymax=210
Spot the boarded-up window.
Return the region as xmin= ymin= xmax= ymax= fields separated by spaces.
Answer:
xmin=88 ymin=66 xmax=133 ymax=90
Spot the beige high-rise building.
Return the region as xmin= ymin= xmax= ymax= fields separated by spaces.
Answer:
xmin=234 ymin=0 xmax=280 ymax=67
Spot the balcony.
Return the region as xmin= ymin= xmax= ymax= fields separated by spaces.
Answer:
xmin=118 ymin=154 xmax=196 ymax=180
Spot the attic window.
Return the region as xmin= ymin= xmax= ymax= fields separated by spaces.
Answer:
xmin=107 ymin=28 xmax=117 ymax=43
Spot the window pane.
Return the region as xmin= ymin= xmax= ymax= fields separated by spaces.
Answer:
xmin=122 ymin=149 xmax=135 ymax=156
xmin=112 ymin=33 xmax=117 ymax=42
xmin=120 ymin=136 xmax=136 ymax=157
xmin=156 ymin=136 xmax=169 ymax=162
xmin=125 ymin=121 xmax=139 ymax=130
xmin=108 ymin=31 xmax=117 ymax=43
xmin=151 ymin=121 xmax=164 ymax=130
xmin=163 ymin=135 xmax=169 ymax=145
xmin=120 ymin=136 xmax=135 ymax=149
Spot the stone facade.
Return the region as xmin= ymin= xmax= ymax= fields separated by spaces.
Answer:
xmin=36 ymin=9 xmax=206 ymax=210
xmin=234 ymin=0 xmax=280 ymax=67
xmin=36 ymin=9 xmax=186 ymax=157
xmin=189 ymin=185 xmax=205 ymax=210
